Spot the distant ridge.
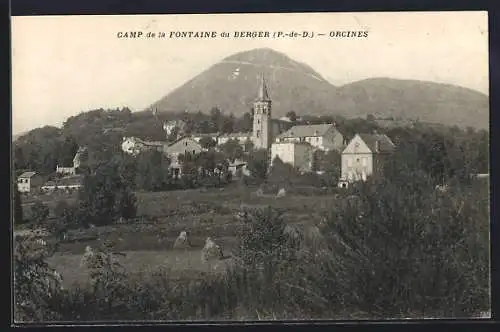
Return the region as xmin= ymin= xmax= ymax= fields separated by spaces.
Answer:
xmin=149 ymin=48 xmax=488 ymax=130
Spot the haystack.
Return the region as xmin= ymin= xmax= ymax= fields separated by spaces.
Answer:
xmin=276 ymin=188 xmax=286 ymax=198
xmin=283 ymin=224 xmax=302 ymax=240
xmin=80 ymin=245 xmax=94 ymax=267
xmin=173 ymin=231 xmax=192 ymax=249
xmin=201 ymin=237 xmax=224 ymax=263
xmin=255 ymin=188 xmax=264 ymax=196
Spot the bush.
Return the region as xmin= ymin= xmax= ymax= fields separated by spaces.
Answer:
xmin=30 ymin=200 xmax=50 ymax=225
xmin=318 ymin=170 xmax=490 ymax=318
xmin=14 ymin=233 xmax=64 ymax=322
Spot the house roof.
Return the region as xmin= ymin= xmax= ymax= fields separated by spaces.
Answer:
xmin=256 ymin=74 xmax=271 ymax=102
xmin=191 ymin=133 xmax=220 ymax=138
xmin=357 ymin=133 xmax=395 ymax=153
xmin=276 ymin=124 xmax=336 ymax=139
xmin=220 ymin=132 xmax=252 ymax=139
xmin=165 ymin=136 xmax=202 ymax=154
xmin=19 ymin=171 xmax=37 ymax=178
xmin=229 ymin=159 xmax=247 ymax=167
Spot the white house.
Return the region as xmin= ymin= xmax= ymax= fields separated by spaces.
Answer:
xmin=270 ymin=142 xmax=314 ymax=172
xmin=217 ymin=132 xmax=253 ymax=146
xmin=339 ymin=133 xmax=395 ymax=186
xmin=274 ymin=123 xmax=345 ymax=151
xmin=228 ymin=159 xmax=250 ymax=178
xmin=17 ymin=171 xmax=44 ymax=193
xmin=163 ymin=137 xmax=204 ymax=177
xmin=121 ymin=137 xmax=164 ymax=156
xmin=56 ymin=146 xmax=88 ymax=175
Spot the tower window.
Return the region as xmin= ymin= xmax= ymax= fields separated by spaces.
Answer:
xmin=257 ymin=119 xmax=260 ymax=124
xmin=256 ymin=130 xmax=260 ymax=138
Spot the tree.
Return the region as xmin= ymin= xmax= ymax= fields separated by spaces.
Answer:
xmin=237 ymin=112 xmax=253 ymax=132
xmin=221 ymin=114 xmax=235 ymax=133
xmin=134 ymin=150 xmax=171 ymax=191
xmin=194 ymin=151 xmax=216 ymax=177
xmin=14 ymin=184 xmax=24 ymax=224
xmin=243 ymin=138 xmax=254 ymax=152
xmin=268 ymin=157 xmax=296 ymax=187
xmin=52 ymin=200 xmax=78 ymax=238
xmin=313 ymin=150 xmax=341 ymax=174
xmin=209 ymin=107 xmax=223 ymax=132
xmin=286 ymin=111 xmax=297 ymax=122
xmin=247 ymin=149 xmax=268 ymax=180
xmin=30 ymin=201 xmax=49 ymax=225
xmin=78 ymin=160 xmax=137 ymax=226
xmin=57 ymin=135 xmax=79 ymax=166
xmin=220 ymin=139 xmax=244 ymax=162
xmin=199 ymin=137 xmax=217 ymax=150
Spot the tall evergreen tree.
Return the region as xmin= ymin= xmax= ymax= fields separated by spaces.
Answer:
xmin=13 ymin=183 xmax=23 ymax=224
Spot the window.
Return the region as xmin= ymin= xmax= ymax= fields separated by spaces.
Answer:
xmin=257 ymin=119 xmax=260 ymax=124
xmin=362 ymin=158 xmax=367 ymax=166
xmin=256 ymin=130 xmax=260 ymax=138
xmin=356 ymin=158 xmax=360 ymax=163
xmin=192 ymin=150 xmax=196 ymax=155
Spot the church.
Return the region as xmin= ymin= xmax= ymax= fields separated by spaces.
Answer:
xmin=251 ymin=74 xmax=293 ymax=150
xmin=191 ymin=74 xmax=293 ymax=153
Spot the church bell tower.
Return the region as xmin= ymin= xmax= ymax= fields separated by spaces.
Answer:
xmin=252 ymin=74 xmax=272 ymax=151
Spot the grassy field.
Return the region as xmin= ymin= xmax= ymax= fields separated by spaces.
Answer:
xmin=48 ymin=250 xmax=234 ymax=289
xmin=46 ymin=184 xmax=338 ymax=289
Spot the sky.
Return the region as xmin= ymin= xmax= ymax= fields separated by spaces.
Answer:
xmin=11 ymin=11 xmax=489 ymax=135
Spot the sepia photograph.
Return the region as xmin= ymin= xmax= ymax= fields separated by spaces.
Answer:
xmin=11 ymin=11 xmax=490 ymax=323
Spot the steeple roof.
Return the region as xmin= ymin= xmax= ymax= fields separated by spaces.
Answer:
xmin=256 ymin=74 xmax=271 ymax=102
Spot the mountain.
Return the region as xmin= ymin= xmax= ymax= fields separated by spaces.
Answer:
xmin=150 ymin=48 xmax=489 ymax=129
xmin=335 ymin=78 xmax=489 ymax=129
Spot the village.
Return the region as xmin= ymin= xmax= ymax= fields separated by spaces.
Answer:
xmin=16 ymin=75 xmax=400 ymax=196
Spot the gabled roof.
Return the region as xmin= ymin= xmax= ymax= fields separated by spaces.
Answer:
xmin=357 ymin=133 xmax=395 ymax=153
xmin=165 ymin=136 xmax=202 ymax=152
xmin=276 ymin=124 xmax=337 ymax=139
xmin=19 ymin=171 xmax=37 ymax=178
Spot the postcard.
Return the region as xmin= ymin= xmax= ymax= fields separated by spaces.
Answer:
xmin=11 ymin=12 xmax=490 ymax=323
